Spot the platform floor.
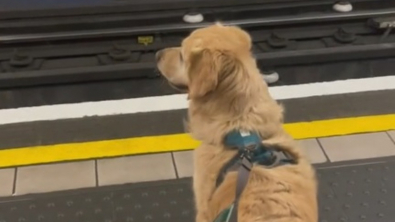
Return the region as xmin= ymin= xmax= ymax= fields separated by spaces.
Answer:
xmin=0 ymin=75 xmax=394 ymax=222
xmin=0 ymin=131 xmax=393 ymax=197
xmin=0 ymin=77 xmax=394 ymax=168
xmin=0 ymin=131 xmax=395 ymax=222
xmin=1 ymin=161 xmax=395 ymax=222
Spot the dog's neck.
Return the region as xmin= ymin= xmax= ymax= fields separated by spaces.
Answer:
xmin=187 ymin=65 xmax=285 ymax=146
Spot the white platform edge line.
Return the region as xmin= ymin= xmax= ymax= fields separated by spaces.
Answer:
xmin=0 ymin=76 xmax=394 ymax=125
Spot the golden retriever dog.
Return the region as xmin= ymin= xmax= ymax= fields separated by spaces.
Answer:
xmin=155 ymin=23 xmax=318 ymax=222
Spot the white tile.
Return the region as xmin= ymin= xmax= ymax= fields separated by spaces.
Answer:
xmin=97 ymin=153 xmax=176 ymax=186
xmin=319 ymin=132 xmax=395 ymax=162
xmin=173 ymin=151 xmax=194 ymax=178
xmin=0 ymin=168 xmax=15 ymax=196
xmin=16 ymin=161 xmax=95 ymax=195
xmin=388 ymin=130 xmax=395 ymax=143
xmin=297 ymin=139 xmax=328 ymax=164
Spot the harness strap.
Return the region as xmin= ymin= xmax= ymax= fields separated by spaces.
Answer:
xmin=228 ymin=156 xmax=253 ymax=222
xmin=213 ymin=130 xmax=296 ymax=222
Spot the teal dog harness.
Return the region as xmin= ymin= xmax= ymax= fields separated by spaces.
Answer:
xmin=213 ymin=130 xmax=295 ymax=222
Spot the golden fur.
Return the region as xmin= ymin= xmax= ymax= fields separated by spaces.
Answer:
xmin=155 ymin=23 xmax=318 ymax=222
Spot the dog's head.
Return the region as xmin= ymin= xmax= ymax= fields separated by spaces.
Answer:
xmin=155 ymin=23 xmax=253 ymax=99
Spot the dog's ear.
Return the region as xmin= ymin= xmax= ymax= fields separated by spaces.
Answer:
xmin=187 ymin=48 xmax=219 ymax=99
xmin=187 ymin=48 xmax=237 ymax=99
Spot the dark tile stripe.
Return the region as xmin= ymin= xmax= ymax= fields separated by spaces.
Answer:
xmin=0 ymin=109 xmax=186 ymax=150
xmin=282 ymin=89 xmax=395 ymax=123
xmin=0 ymin=90 xmax=394 ymax=150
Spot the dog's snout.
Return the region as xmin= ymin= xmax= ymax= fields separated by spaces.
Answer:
xmin=156 ymin=50 xmax=164 ymax=62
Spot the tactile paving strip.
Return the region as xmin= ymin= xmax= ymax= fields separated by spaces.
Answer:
xmin=317 ymin=161 xmax=395 ymax=222
xmin=0 ymin=160 xmax=394 ymax=222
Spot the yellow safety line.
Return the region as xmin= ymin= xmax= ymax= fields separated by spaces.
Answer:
xmin=0 ymin=114 xmax=394 ymax=168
